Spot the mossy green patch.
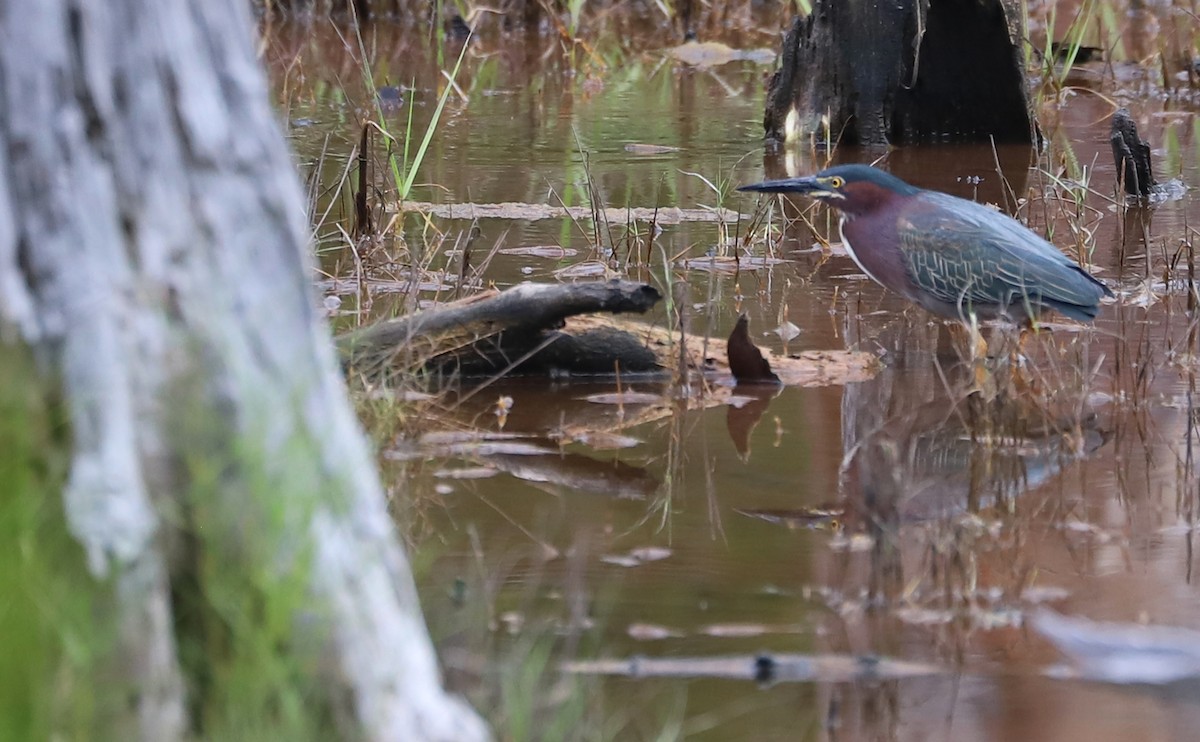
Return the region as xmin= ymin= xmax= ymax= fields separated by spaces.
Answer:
xmin=0 ymin=345 xmax=121 ymax=740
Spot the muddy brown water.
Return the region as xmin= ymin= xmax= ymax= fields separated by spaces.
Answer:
xmin=270 ymin=19 xmax=1200 ymax=741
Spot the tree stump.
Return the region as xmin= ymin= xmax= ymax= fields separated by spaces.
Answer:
xmin=1110 ymin=107 xmax=1155 ymax=197
xmin=764 ymin=0 xmax=1034 ymax=146
xmin=0 ymin=1 xmax=487 ymax=740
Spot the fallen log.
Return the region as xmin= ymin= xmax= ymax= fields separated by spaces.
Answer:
xmin=339 ymin=280 xmax=664 ymax=378
xmin=339 ymin=281 xmax=879 ymax=389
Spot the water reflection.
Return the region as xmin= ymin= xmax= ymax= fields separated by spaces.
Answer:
xmin=761 ymin=142 xmax=1034 ymax=205
xmin=480 ymin=448 xmax=659 ymax=500
xmin=264 ymin=15 xmax=1200 ymax=740
xmin=843 ymin=364 xmax=1106 ymax=528
xmin=734 ymin=360 xmax=1107 ymax=544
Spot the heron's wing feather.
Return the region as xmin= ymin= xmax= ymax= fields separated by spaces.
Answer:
xmin=896 ymin=193 xmax=1109 ymax=317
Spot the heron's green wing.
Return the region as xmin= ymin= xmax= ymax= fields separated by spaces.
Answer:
xmin=897 ymin=193 xmax=1107 ymax=317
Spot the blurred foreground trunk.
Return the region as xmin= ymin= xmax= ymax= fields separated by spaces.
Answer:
xmin=764 ymin=0 xmax=1034 ymax=146
xmin=0 ymin=1 xmax=487 ymax=740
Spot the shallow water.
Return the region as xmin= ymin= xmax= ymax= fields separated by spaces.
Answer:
xmin=270 ymin=17 xmax=1200 ymax=740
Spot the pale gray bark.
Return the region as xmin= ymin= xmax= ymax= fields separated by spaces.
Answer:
xmin=0 ymin=1 xmax=487 ymax=740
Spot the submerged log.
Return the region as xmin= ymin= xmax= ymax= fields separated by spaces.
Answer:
xmin=764 ymin=0 xmax=1034 ymax=146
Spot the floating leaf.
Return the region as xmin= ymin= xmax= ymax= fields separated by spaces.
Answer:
xmin=727 ymin=314 xmax=780 ymax=385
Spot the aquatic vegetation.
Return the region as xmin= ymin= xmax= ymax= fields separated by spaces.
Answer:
xmin=250 ymin=4 xmax=1200 ymax=738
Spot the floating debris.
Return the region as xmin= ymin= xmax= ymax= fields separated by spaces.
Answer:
xmin=566 ymin=652 xmax=941 ymax=683
xmin=498 ymin=245 xmax=580 ymax=258
xmin=400 ymin=200 xmax=747 ymax=224
xmin=774 ymin=321 xmax=801 ymax=342
xmin=582 ymin=391 xmax=664 ymax=405
xmin=624 ymin=143 xmax=681 ymax=155
xmin=553 ymin=261 xmax=617 ymax=279
xmin=1035 ymin=610 xmax=1200 ymax=685
xmin=628 ymin=623 xmax=684 ymax=641
xmin=679 ymin=255 xmax=787 ymax=273
xmin=666 ymin=40 xmax=776 ymax=68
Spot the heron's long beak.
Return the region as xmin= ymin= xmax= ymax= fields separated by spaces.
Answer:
xmin=737 ymin=176 xmax=836 ymax=198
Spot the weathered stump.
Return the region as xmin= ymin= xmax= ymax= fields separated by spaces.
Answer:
xmin=764 ymin=0 xmax=1034 ymax=146
xmin=0 ymin=1 xmax=488 ymax=739
xmin=1110 ymin=107 xmax=1155 ymax=198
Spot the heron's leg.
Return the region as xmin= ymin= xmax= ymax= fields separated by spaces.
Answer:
xmin=955 ymin=318 xmax=993 ymax=396
xmin=1008 ymin=321 xmax=1039 ymax=395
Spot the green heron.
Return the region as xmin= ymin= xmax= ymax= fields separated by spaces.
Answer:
xmin=739 ymin=164 xmax=1112 ymax=325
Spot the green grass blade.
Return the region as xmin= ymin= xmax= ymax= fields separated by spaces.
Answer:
xmin=400 ymin=39 xmax=471 ymax=199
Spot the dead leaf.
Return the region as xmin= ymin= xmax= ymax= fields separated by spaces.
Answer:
xmin=727 ymin=314 xmax=780 ymax=384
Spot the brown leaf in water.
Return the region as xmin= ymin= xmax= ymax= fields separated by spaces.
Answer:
xmin=727 ymin=314 xmax=780 ymax=385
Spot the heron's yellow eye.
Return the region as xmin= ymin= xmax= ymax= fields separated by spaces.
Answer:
xmin=828 ymin=176 xmax=845 ymax=189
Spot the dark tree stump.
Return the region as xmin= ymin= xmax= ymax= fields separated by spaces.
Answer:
xmin=1110 ymin=107 xmax=1155 ymax=197
xmin=764 ymin=0 xmax=1034 ymax=146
